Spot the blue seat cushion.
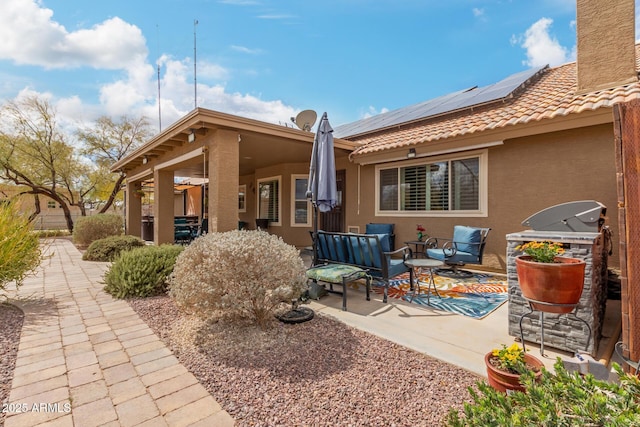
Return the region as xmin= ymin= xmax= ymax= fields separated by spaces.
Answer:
xmin=426 ymin=248 xmax=478 ymax=264
xmin=369 ymin=258 xmax=409 ymax=279
xmin=453 ymin=226 xmax=482 ymax=256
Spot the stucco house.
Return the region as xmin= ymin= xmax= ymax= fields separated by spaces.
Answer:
xmin=111 ymin=0 xmax=640 ymax=362
xmin=113 ymin=0 xmax=637 ymax=269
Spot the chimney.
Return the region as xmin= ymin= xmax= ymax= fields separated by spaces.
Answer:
xmin=576 ymin=0 xmax=637 ymax=94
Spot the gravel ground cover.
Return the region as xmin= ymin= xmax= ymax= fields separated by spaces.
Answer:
xmin=0 ymin=303 xmax=25 ymax=427
xmin=129 ymin=295 xmax=480 ymax=426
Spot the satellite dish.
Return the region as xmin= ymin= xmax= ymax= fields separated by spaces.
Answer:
xmin=293 ymin=110 xmax=317 ymax=132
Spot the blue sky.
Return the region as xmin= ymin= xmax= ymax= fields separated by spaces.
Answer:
xmin=1 ymin=0 xmax=638 ymax=134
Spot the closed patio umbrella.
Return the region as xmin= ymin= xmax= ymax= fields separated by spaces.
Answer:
xmin=307 ymin=112 xmax=337 ymax=265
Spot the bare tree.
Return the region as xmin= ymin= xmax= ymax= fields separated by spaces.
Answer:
xmin=77 ymin=115 xmax=151 ymax=213
xmin=0 ymin=96 xmax=82 ymax=231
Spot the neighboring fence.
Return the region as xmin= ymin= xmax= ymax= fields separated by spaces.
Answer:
xmin=31 ymin=213 xmax=125 ymax=231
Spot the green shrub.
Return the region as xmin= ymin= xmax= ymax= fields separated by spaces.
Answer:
xmin=103 ymin=244 xmax=184 ymax=299
xmin=446 ymin=359 xmax=640 ymax=426
xmin=169 ymin=230 xmax=306 ymax=328
xmin=72 ymin=214 xmax=123 ymax=247
xmin=35 ymin=229 xmax=70 ymax=238
xmin=0 ymin=201 xmax=42 ymax=291
xmin=83 ymin=235 xmax=145 ymax=262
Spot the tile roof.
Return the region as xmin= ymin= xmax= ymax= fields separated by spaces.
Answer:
xmin=348 ymin=45 xmax=640 ymax=158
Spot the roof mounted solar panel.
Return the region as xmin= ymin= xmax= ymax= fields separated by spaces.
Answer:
xmin=334 ymin=65 xmax=547 ymax=139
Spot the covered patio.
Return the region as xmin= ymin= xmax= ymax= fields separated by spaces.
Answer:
xmin=111 ymin=108 xmax=357 ymax=247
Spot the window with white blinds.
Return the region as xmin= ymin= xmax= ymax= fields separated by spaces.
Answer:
xmin=377 ymin=153 xmax=484 ymax=215
xmin=257 ymin=176 xmax=281 ymax=225
xmin=291 ymin=175 xmax=311 ymax=227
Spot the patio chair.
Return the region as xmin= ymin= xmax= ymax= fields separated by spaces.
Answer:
xmin=425 ymin=226 xmax=491 ymax=278
xmin=174 ymin=217 xmax=193 ymax=244
xmin=192 ymin=217 xmax=208 ymax=240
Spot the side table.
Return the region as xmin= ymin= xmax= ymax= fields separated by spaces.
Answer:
xmin=403 ymin=258 xmax=443 ymax=304
xmin=404 ymin=240 xmax=429 ymax=258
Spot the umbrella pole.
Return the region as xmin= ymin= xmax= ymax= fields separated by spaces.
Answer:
xmin=312 ymin=143 xmax=319 ymax=266
xmin=312 ymin=203 xmax=318 ymax=266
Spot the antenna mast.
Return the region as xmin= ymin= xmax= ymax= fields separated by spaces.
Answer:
xmin=194 ymin=19 xmax=198 ymax=109
xmin=157 ymin=25 xmax=162 ymax=131
xmin=157 ymin=62 xmax=162 ymax=131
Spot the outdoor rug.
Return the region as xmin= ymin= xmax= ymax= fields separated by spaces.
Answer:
xmin=369 ymin=270 xmax=509 ymax=319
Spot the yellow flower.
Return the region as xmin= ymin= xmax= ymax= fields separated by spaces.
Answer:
xmin=515 ymin=241 xmax=566 ymax=263
xmin=491 ymin=343 xmax=531 ymax=375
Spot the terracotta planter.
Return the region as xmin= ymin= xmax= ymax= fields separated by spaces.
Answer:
xmin=515 ymin=255 xmax=586 ymax=314
xmin=485 ymin=352 xmax=543 ymax=394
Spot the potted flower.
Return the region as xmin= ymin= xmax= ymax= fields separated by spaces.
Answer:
xmin=515 ymin=241 xmax=586 ymax=314
xmin=416 ymin=224 xmax=426 ymax=241
xmin=485 ymin=343 xmax=543 ymax=394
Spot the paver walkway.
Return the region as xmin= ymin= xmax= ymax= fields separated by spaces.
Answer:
xmin=4 ymin=239 xmax=235 ymax=427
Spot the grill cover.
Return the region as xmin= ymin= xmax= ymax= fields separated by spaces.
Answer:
xmin=522 ymin=200 xmax=606 ymax=232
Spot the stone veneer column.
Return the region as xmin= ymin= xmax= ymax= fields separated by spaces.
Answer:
xmin=125 ymin=180 xmax=142 ymax=238
xmin=506 ymin=231 xmax=608 ymax=356
xmin=207 ymin=129 xmax=239 ymax=233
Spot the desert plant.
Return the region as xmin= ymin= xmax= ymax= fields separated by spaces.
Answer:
xmin=35 ymin=229 xmax=71 ymax=238
xmin=169 ymin=229 xmax=307 ymax=328
xmin=83 ymin=235 xmax=145 ymax=262
xmin=103 ymin=244 xmax=183 ymax=298
xmin=446 ymin=359 xmax=640 ymax=426
xmin=72 ymin=214 xmax=123 ymax=247
xmin=0 ymin=200 xmax=42 ymax=291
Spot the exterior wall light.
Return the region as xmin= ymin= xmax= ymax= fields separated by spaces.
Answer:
xmin=407 ymin=148 xmax=416 ymax=159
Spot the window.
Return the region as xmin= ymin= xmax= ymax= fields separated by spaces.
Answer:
xmin=291 ymin=175 xmax=311 ymax=227
xmin=238 ymin=185 xmax=246 ymax=213
xmin=376 ymin=151 xmax=486 ymax=217
xmin=257 ymin=176 xmax=281 ymax=226
xmin=47 ymin=201 xmax=56 ymax=209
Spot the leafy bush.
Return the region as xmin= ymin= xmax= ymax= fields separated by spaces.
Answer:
xmin=72 ymin=214 xmax=123 ymax=247
xmin=169 ymin=230 xmax=306 ymax=328
xmin=103 ymin=244 xmax=184 ymax=299
xmin=446 ymin=359 xmax=640 ymax=426
xmin=83 ymin=235 xmax=145 ymax=262
xmin=0 ymin=201 xmax=42 ymax=290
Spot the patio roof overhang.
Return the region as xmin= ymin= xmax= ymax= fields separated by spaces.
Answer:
xmin=111 ymin=108 xmax=359 ymax=178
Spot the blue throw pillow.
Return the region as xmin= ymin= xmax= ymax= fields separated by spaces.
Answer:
xmin=452 ymin=226 xmax=482 ymax=256
xmin=370 ymin=233 xmax=391 ymax=252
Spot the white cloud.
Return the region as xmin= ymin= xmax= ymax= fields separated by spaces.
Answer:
xmin=518 ymin=18 xmax=573 ymax=67
xmin=231 ymin=45 xmax=265 ymax=55
xmin=361 ymin=106 xmax=389 ymax=119
xmin=0 ymin=0 xmax=147 ymax=70
xmin=1 ymin=0 xmax=299 ymax=134
xmin=473 ymin=8 xmax=485 ymax=18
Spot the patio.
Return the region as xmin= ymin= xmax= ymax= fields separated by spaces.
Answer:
xmin=2 ymin=238 xmax=622 ymax=425
xmin=299 ymin=252 xmax=622 ymax=377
